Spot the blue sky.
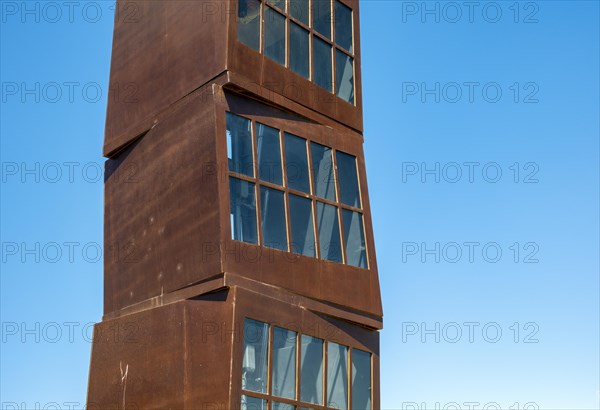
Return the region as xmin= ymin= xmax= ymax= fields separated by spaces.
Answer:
xmin=1 ymin=1 xmax=599 ymax=409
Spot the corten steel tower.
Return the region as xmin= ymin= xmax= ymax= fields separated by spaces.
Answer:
xmin=87 ymin=1 xmax=382 ymax=409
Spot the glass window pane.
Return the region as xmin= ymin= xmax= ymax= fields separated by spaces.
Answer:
xmin=238 ymin=0 xmax=261 ymax=51
xmin=351 ymin=349 xmax=372 ymax=410
xmin=311 ymin=142 xmax=336 ymax=201
xmin=313 ymin=37 xmax=332 ymax=92
xmin=264 ymin=8 xmax=286 ymax=65
xmin=290 ymin=0 xmax=309 ymax=25
xmin=335 ymin=50 xmax=354 ymax=104
xmin=342 ymin=210 xmax=366 ymax=268
xmin=300 ymin=335 xmax=323 ymax=404
xmin=230 ymin=177 xmax=258 ymax=244
xmin=316 ymin=202 xmax=342 ymax=263
xmin=242 ymin=319 xmax=269 ymax=393
xmin=313 ymin=0 xmax=331 ymax=38
xmin=267 ymin=0 xmax=286 ymax=11
xmin=260 ymin=187 xmax=288 ymax=251
xmin=257 ymin=123 xmax=283 ymax=185
xmin=327 ymin=342 xmax=348 ymax=410
xmin=285 ymin=133 xmax=310 ymax=193
xmin=334 ymin=0 xmax=353 ymax=52
xmin=272 ymin=327 xmax=297 ymax=399
xmin=290 ymin=23 xmax=310 ymax=79
xmin=227 ymin=112 xmax=254 ymax=177
xmin=242 ymin=395 xmax=267 ymax=410
xmin=289 ymin=195 xmax=316 ymax=257
xmin=335 ymin=151 xmax=360 ymax=207
xmin=273 ymin=403 xmax=296 ymax=410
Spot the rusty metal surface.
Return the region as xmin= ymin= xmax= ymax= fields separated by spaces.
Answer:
xmin=88 ymin=287 xmax=379 ymax=409
xmin=104 ymin=84 xmax=223 ymax=314
xmin=104 ymin=0 xmax=363 ymax=156
xmin=104 ymin=0 xmax=229 ymax=156
xmin=87 ymin=292 xmax=234 ymax=409
xmin=93 ymin=1 xmax=380 ymax=407
xmin=104 ymin=83 xmax=382 ymax=320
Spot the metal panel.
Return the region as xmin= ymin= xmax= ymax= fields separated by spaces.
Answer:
xmin=104 ymin=0 xmax=229 ymax=156
xmin=104 ymin=0 xmax=364 ymax=156
xmin=88 ymin=296 xmax=233 ymax=409
xmin=104 ymin=84 xmax=223 ymax=314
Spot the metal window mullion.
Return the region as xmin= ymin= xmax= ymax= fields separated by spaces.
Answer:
xmin=295 ymin=329 xmax=301 ymax=402
xmin=335 ymin=44 xmax=353 ymax=58
xmin=260 ymin=179 xmax=285 ymax=191
xmin=260 ymin=1 xmax=264 ymax=54
xmin=287 ymin=187 xmax=312 ymax=200
xmin=279 ymin=130 xmax=293 ymax=252
xmin=331 ymin=149 xmax=347 ymax=264
xmin=369 ymin=352 xmax=374 ymax=410
xmin=252 ymin=121 xmax=264 ymax=246
xmin=339 ymin=203 xmax=362 ymax=214
xmin=241 ymin=389 xmax=331 ymax=410
xmin=267 ymin=325 xmax=274 ymax=397
xmin=285 ymin=11 xmax=289 ymax=67
xmin=359 ymin=210 xmax=370 ymax=270
xmin=312 ymin=29 xmax=333 ymax=45
xmin=309 ymin=0 xmax=313 ymax=81
xmin=331 ymin=0 xmax=336 ymax=94
xmin=329 ymin=0 xmax=334 ymax=44
xmin=309 ymin=30 xmax=314 ymax=82
xmin=347 ymin=347 xmax=352 ymax=410
xmin=323 ymin=340 xmax=329 ymax=408
xmin=229 ymin=171 xmax=259 ymax=185
xmin=306 ymin=140 xmax=321 ymax=259
xmin=288 ymin=14 xmax=311 ymax=31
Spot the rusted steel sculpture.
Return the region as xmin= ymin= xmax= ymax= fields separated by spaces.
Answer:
xmin=87 ymin=1 xmax=382 ymax=409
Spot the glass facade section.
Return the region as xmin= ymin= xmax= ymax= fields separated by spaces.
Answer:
xmin=230 ymin=177 xmax=258 ymax=244
xmin=227 ymin=112 xmax=254 ymax=177
xmin=342 ymin=209 xmax=366 ymax=268
xmin=265 ymin=7 xmax=286 ymax=65
xmin=237 ymin=0 xmax=354 ymax=104
xmin=313 ymin=0 xmax=332 ymax=38
xmin=316 ymin=202 xmax=342 ymax=263
xmin=241 ymin=319 xmax=372 ymax=410
xmin=289 ymin=195 xmax=316 ymax=257
xmin=334 ymin=0 xmax=352 ymax=52
xmin=272 ymin=327 xmax=297 ymax=399
xmin=242 ymin=395 xmax=267 ymax=410
xmin=311 ymin=142 xmax=336 ymax=201
xmin=300 ymin=335 xmax=323 ymax=404
xmin=290 ymin=0 xmax=309 ymax=24
xmin=227 ymin=113 xmax=367 ymax=268
xmin=290 ymin=23 xmax=310 ymax=79
xmin=313 ymin=37 xmax=333 ymax=92
xmin=285 ymin=133 xmax=310 ymax=194
xmin=273 ymin=403 xmax=296 ymax=410
xmin=261 ymin=187 xmax=288 ymax=251
xmin=335 ymin=50 xmax=354 ymax=104
xmin=327 ymin=342 xmax=348 ymax=410
xmin=257 ymin=123 xmax=283 ymax=185
xmin=351 ymin=349 xmax=372 ymax=410
xmin=267 ymin=0 xmax=286 ymax=10
xmin=238 ymin=0 xmax=261 ymax=51
xmin=242 ymin=319 xmax=269 ymax=393
xmin=335 ymin=151 xmax=360 ymax=207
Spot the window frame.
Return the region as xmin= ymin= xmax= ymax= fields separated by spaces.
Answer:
xmin=240 ymin=316 xmax=373 ymax=410
xmin=226 ymin=111 xmax=369 ymax=269
xmin=236 ymin=0 xmax=356 ymax=104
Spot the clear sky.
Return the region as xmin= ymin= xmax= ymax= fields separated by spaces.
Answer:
xmin=1 ymin=1 xmax=599 ymax=409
